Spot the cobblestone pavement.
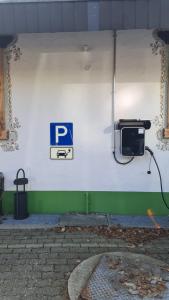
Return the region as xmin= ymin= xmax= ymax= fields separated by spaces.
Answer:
xmin=0 ymin=229 xmax=169 ymax=300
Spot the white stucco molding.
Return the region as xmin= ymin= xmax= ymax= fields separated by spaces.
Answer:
xmin=0 ymin=41 xmax=21 ymax=152
xmin=151 ymin=30 xmax=169 ymax=151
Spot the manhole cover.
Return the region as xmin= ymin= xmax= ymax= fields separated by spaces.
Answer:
xmin=68 ymin=252 xmax=169 ymax=300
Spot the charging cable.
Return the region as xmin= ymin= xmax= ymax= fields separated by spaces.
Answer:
xmin=145 ymin=146 xmax=169 ymax=210
xmin=113 ymin=151 xmax=134 ymax=165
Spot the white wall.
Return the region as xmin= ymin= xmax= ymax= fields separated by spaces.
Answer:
xmin=1 ymin=30 xmax=167 ymax=192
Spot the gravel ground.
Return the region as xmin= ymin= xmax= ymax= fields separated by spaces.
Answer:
xmin=0 ymin=228 xmax=168 ymax=299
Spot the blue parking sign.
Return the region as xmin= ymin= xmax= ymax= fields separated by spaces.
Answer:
xmin=50 ymin=123 xmax=73 ymax=146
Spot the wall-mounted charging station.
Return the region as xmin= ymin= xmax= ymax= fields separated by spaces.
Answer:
xmin=113 ymin=118 xmax=169 ymax=211
xmin=117 ymin=119 xmax=151 ymax=156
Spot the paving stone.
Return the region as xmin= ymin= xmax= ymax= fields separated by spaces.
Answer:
xmin=19 ymin=254 xmax=39 ymax=259
xmin=44 ymin=243 xmax=62 ymax=248
xmin=0 ymin=266 xmax=11 ymax=272
xmin=34 ymin=265 xmax=53 ymax=272
xmin=0 ymin=297 xmax=21 ymax=300
xmin=63 ymin=243 xmax=81 ymax=247
xmin=47 ymin=258 xmax=67 ymax=265
xmin=50 ymin=247 xmax=70 ymax=253
xmin=26 ymin=244 xmax=43 ymax=248
xmin=14 ymin=248 xmax=32 ymax=253
xmin=0 ymin=244 xmax=7 ymax=248
xmin=0 ymin=272 xmax=14 ymax=279
xmin=8 ymin=244 xmax=26 ymax=248
xmin=42 ymin=272 xmax=65 ymax=280
xmin=0 ymin=249 xmax=12 ymax=253
xmin=31 ymin=248 xmax=49 ymax=253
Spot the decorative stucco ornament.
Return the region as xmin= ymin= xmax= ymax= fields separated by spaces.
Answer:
xmin=151 ymin=31 xmax=169 ymax=151
xmin=0 ymin=43 xmax=21 ymax=152
xmin=150 ymin=40 xmax=163 ymax=56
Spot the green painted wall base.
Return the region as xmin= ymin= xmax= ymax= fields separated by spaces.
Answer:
xmin=2 ymin=191 xmax=169 ymax=216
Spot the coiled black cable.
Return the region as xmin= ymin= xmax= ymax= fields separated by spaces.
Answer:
xmin=113 ymin=151 xmax=134 ymax=165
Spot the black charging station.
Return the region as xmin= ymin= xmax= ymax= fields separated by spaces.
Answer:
xmin=114 ymin=119 xmax=169 ymax=211
xmin=117 ymin=119 xmax=151 ymax=156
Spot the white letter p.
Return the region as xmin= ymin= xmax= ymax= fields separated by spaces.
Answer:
xmin=55 ymin=126 xmax=68 ymax=144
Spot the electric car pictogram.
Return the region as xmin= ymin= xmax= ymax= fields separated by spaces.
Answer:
xmin=57 ymin=149 xmax=71 ymax=158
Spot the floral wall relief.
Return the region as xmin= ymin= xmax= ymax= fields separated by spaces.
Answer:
xmin=151 ymin=31 xmax=169 ymax=151
xmin=0 ymin=44 xmax=21 ymax=152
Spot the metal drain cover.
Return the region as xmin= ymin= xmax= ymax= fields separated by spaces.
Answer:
xmin=68 ymin=252 xmax=169 ymax=300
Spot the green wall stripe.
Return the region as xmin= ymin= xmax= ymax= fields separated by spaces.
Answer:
xmin=2 ymin=191 xmax=169 ymax=216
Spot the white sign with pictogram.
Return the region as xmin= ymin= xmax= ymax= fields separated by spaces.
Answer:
xmin=50 ymin=147 xmax=73 ymax=160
